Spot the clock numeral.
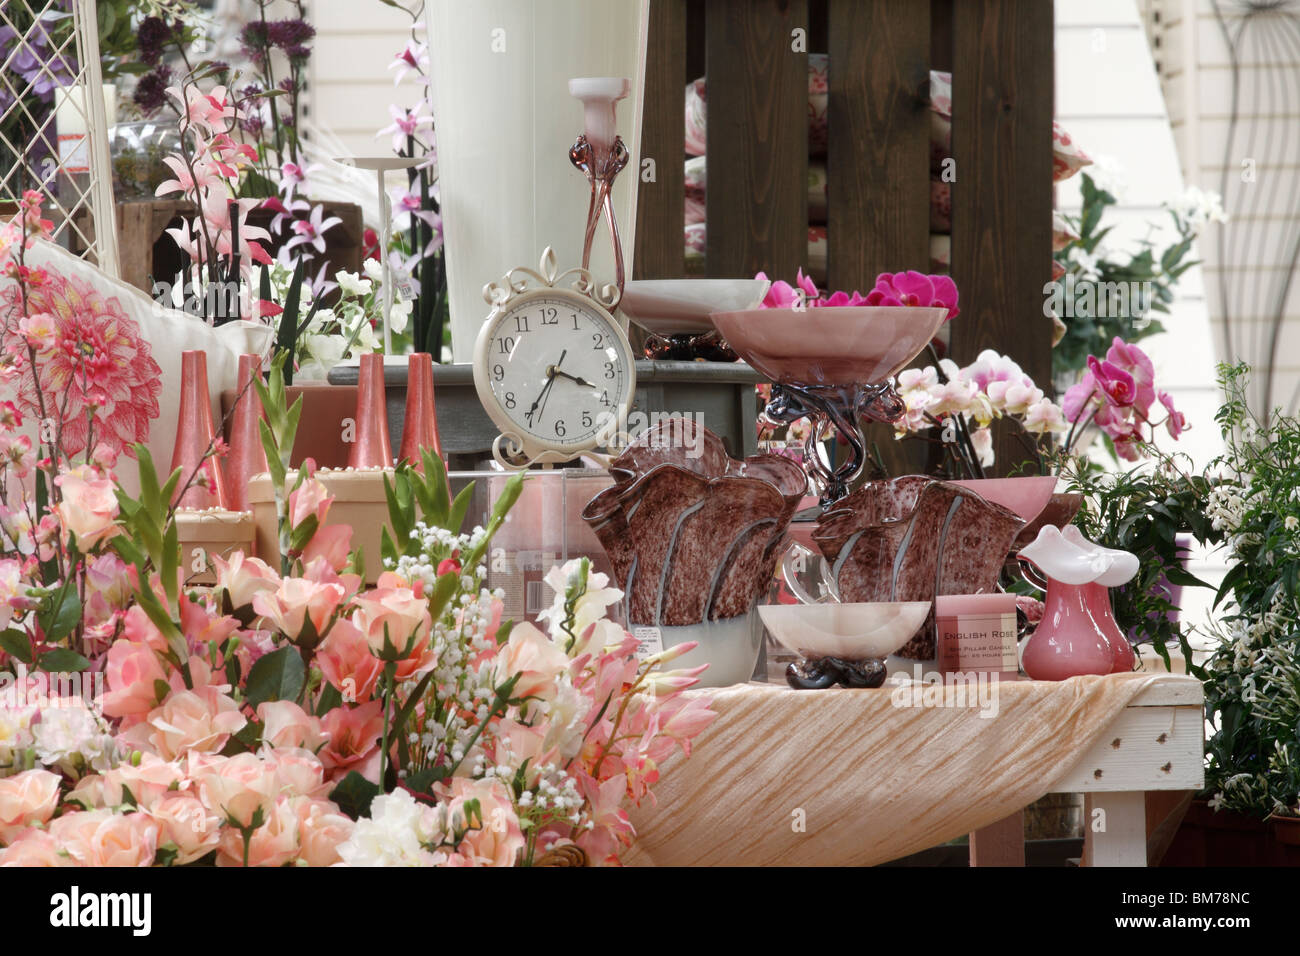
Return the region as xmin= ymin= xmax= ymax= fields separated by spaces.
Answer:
xmin=604 ymin=361 xmax=615 ymax=380
xmin=504 ymin=391 xmax=516 ymax=409
xmin=541 ymin=307 xmax=558 ymax=325
xmin=600 ymin=390 xmax=610 ymax=407
xmin=514 ymin=315 xmax=530 ymax=334
xmin=554 ymin=420 xmax=566 ymax=438
xmin=581 ymin=410 xmax=593 ymax=429
xmin=571 ymin=313 xmax=581 ymax=330
xmin=493 ymin=363 xmax=504 ymax=381
xmin=592 ymin=333 xmax=604 ymax=350
xmin=496 ymin=336 xmax=517 ymax=355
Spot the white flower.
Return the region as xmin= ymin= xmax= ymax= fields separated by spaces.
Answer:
xmin=969 ymin=426 xmax=994 ymax=468
xmin=336 ymin=270 xmax=373 ymax=298
xmin=363 ymin=257 xmax=384 ymax=283
xmin=336 ymin=789 xmax=445 ymax=867
xmin=1286 ymin=516 xmax=1298 ymax=532
xmin=389 ymin=296 xmax=412 ymax=334
xmin=30 ymin=699 xmax=114 ymax=778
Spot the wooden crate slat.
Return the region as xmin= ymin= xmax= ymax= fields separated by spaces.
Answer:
xmin=634 ymin=0 xmax=688 ymax=280
xmin=949 ymin=0 xmax=1054 ymax=476
xmin=826 ymin=0 xmax=930 ymax=291
xmin=705 ymin=0 xmax=808 ymax=278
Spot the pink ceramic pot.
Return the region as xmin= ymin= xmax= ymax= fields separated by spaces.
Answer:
xmin=1021 ymin=578 xmax=1115 ymax=681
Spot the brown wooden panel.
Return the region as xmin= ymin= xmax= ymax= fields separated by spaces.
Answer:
xmin=930 ymin=0 xmax=954 ymax=73
xmin=949 ymin=0 xmax=1054 ymax=477
xmin=634 ymin=0 xmax=688 ymax=280
xmin=969 ymin=811 xmax=1026 ymax=867
xmin=826 ymin=0 xmax=929 ymax=292
xmin=705 ymin=0 xmax=808 ymax=278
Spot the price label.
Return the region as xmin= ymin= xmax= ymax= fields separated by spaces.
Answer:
xmin=632 ymin=625 xmax=664 ymax=660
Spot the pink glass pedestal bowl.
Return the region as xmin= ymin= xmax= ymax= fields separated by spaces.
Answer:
xmin=759 ymin=601 xmax=931 ymax=689
xmin=710 ymin=306 xmax=947 ymax=505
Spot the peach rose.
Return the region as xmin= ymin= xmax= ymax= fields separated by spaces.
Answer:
xmin=253 ymin=577 xmax=346 ymax=644
xmin=318 ymin=700 xmax=383 ymax=783
xmin=66 ymin=753 xmax=187 ymax=811
xmin=212 ymin=551 xmax=280 ymax=611
xmin=217 ymin=796 xmax=299 ymax=867
xmin=0 ymin=769 xmax=61 ymax=844
xmin=350 ymin=584 xmax=432 ymax=659
xmin=440 ymin=777 xmax=524 ymax=867
xmin=49 ymin=809 xmax=159 ymax=867
xmin=316 ymin=618 xmax=382 ymax=703
xmin=292 ymin=796 xmax=354 ymax=867
xmin=302 ymin=524 xmax=353 ymax=572
xmin=0 ymin=829 xmax=68 ymax=866
xmin=54 ymin=470 xmax=119 ymax=550
xmin=493 ymin=622 xmax=570 ymax=702
xmin=100 ymin=638 xmax=167 ymax=720
xmin=257 ymin=700 xmax=326 ymax=752
xmin=260 ymin=746 xmax=329 ymax=800
xmin=198 ymin=751 xmax=278 ymax=829
xmin=140 ymin=686 xmax=247 ymax=759
xmin=147 ymin=791 xmax=221 ymax=864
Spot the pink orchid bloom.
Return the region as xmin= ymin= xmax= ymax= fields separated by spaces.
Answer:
xmin=266 ymin=195 xmax=311 ymax=237
xmin=377 ymin=102 xmax=432 ymax=154
xmin=154 ymin=154 xmax=224 ymax=200
xmin=1087 ymin=355 xmax=1137 ymax=408
xmin=166 ymin=84 xmax=239 ymax=132
xmin=388 ymin=40 xmax=428 ymax=85
xmin=866 ymin=271 xmax=960 ymax=322
xmin=1104 ymin=336 xmax=1156 ymax=412
xmin=285 ymin=205 xmax=343 ymax=257
xmin=1159 ymin=390 xmax=1187 ymax=439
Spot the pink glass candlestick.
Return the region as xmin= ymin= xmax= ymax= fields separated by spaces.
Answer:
xmin=348 ymin=353 xmax=393 ymax=469
xmin=226 ymin=354 xmax=269 ymax=511
xmin=569 ymin=77 xmax=631 ymax=300
xmin=171 ymin=350 xmax=230 ymax=510
xmin=397 ymin=352 xmax=444 ymax=468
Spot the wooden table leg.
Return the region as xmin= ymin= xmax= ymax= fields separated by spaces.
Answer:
xmin=1083 ymin=791 xmax=1147 ymax=866
xmin=969 ymin=811 xmax=1025 ymax=866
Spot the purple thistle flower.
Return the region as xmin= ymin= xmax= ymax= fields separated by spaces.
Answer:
xmin=132 ymin=65 xmax=173 ymax=115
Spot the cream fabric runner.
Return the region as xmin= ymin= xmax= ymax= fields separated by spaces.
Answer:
xmin=625 ymin=671 xmax=1176 ymax=866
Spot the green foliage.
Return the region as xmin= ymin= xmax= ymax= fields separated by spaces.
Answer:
xmin=1063 ymin=451 xmax=1222 ymax=673
xmin=244 ymin=645 xmax=307 ymax=710
xmin=1052 ymin=173 xmax=1205 ymax=378
xmin=1198 ymin=363 xmax=1300 ymax=817
xmin=271 ymin=260 xmax=319 ymax=387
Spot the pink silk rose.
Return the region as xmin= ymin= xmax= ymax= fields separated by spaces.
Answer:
xmin=493 ymin=622 xmax=570 ymax=703
xmin=48 ymin=809 xmax=160 ymax=867
xmin=0 ymin=768 xmax=62 ymax=843
xmin=316 ymin=618 xmax=383 ymax=703
xmin=53 ymin=468 xmax=119 ymax=550
xmin=293 ymin=796 xmax=355 ymax=867
xmin=145 ymin=791 xmax=221 ymax=864
xmin=350 ymin=580 xmax=432 ymax=659
xmin=253 ymin=576 xmax=346 ymax=646
xmin=438 ymin=777 xmax=525 ymax=867
xmin=134 ymin=686 xmax=247 ymax=760
xmin=211 ymin=551 xmax=280 ymax=610
xmin=101 ymin=638 xmax=168 ymax=721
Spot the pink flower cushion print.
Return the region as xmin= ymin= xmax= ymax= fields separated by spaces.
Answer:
xmin=2 ymin=267 xmax=163 ymax=458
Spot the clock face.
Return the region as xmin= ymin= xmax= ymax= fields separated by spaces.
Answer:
xmin=477 ymin=291 xmax=632 ymax=452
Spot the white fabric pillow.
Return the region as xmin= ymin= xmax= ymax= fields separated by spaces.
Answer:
xmin=0 ymin=239 xmax=272 ymax=496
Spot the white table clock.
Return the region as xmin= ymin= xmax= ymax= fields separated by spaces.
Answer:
xmin=473 ymin=248 xmax=637 ymax=469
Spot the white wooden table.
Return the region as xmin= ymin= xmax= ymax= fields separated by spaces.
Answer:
xmin=971 ymin=678 xmax=1204 ymax=867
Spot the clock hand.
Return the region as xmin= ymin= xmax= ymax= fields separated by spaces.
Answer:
xmin=552 ymin=368 xmax=598 ymax=389
xmin=534 ymin=349 xmax=567 ymax=425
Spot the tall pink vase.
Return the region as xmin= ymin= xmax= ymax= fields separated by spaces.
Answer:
xmin=171 ymin=350 xmax=230 ymax=510
xmin=1021 ymin=577 xmax=1114 ymax=681
xmin=347 ymin=353 xmax=393 ymax=469
xmin=225 ymin=354 xmax=269 ymax=511
xmin=1083 ymin=581 xmax=1135 ymax=674
xmin=397 ymin=352 xmax=444 ymax=468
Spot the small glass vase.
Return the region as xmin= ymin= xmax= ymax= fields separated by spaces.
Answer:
xmin=1083 ymin=581 xmax=1135 ymax=674
xmin=1021 ymin=577 xmax=1114 ymax=681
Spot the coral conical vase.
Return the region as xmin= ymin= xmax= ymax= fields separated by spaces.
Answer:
xmin=171 ymin=350 xmax=229 ymax=510
xmin=1021 ymin=578 xmax=1114 ymax=681
xmin=397 ymin=352 xmax=444 ymax=467
xmin=1083 ymin=581 xmax=1135 ymax=674
xmin=225 ymin=354 xmax=269 ymax=512
xmin=348 ymin=353 xmax=393 ymax=469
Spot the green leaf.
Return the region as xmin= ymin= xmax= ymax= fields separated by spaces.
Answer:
xmin=0 ymin=629 xmax=33 ymax=664
xmin=244 ymin=645 xmax=306 ymax=709
xmin=447 ymin=481 xmax=474 ymax=534
xmin=37 ymin=585 xmax=81 ymax=643
xmin=38 ymin=648 xmax=90 ymax=672
xmin=404 ymin=766 xmax=450 ymax=795
xmin=329 ymin=771 xmax=382 ymax=820
xmin=316 ymin=681 xmax=343 ymax=716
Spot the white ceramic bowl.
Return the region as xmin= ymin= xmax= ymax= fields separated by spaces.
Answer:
xmin=619 ymin=278 xmax=770 ymax=336
xmin=759 ymin=601 xmax=932 ymax=661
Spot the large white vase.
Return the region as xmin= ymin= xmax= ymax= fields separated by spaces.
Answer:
xmin=425 ymin=0 xmax=650 ymax=362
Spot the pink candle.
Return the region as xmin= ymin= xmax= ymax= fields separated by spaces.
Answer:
xmin=935 ymin=593 xmax=1019 ymax=678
